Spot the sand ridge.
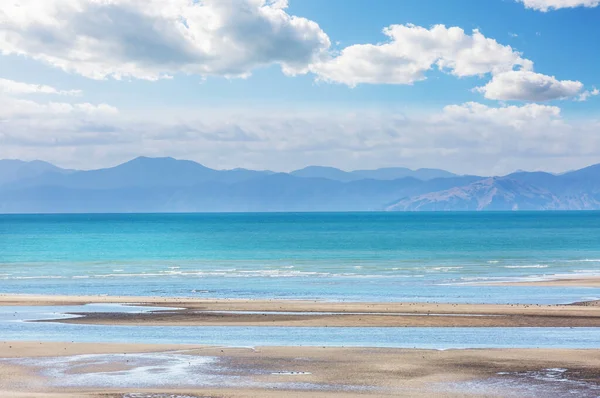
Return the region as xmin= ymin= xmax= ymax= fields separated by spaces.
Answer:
xmin=2 ymin=293 xmax=599 ymax=327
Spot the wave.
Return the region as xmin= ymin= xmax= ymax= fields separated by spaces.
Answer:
xmin=573 ymin=269 xmax=600 ymax=274
xmin=0 ymin=267 xmax=443 ymax=280
xmin=504 ymin=265 xmax=549 ymax=269
xmin=1 ymin=275 xmax=66 ymax=280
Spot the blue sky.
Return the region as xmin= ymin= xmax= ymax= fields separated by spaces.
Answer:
xmin=0 ymin=0 xmax=599 ymax=174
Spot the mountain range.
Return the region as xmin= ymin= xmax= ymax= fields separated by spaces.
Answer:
xmin=0 ymin=157 xmax=599 ymax=213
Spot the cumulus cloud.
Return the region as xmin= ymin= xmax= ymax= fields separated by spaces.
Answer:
xmin=0 ymin=78 xmax=81 ymax=96
xmin=307 ymin=24 xmax=588 ymax=102
xmin=309 ymin=24 xmax=533 ymax=86
xmin=0 ymin=2 xmax=585 ymax=102
xmin=475 ymin=70 xmax=584 ymax=101
xmin=0 ymin=0 xmax=330 ymax=80
xmin=518 ymin=0 xmax=600 ymax=11
xmin=439 ymin=102 xmax=562 ymax=129
xmin=577 ymin=87 xmax=600 ymax=101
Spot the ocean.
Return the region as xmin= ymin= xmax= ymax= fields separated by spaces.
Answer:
xmin=1 ymin=212 xmax=600 ymax=304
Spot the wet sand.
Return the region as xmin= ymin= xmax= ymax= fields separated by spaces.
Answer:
xmin=2 ymin=294 xmax=599 ymax=327
xmin=2 ymin=341 xmax=600 ymax=397
xmin=46 ymin=307 xmax=600 ymax=327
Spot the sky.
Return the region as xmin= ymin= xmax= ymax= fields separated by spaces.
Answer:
xmin=1 ymin=0 xmax=599 ymax=175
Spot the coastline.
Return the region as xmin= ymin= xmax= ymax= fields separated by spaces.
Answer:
xmin=2 ymin=341 xmax=600 ymax=397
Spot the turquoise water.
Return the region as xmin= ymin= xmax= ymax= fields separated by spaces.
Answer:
xmin=1 ymin=212 xmax=600 ymax=304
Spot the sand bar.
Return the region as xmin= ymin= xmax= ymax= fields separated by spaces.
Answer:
xmin=490 ymin=276 xmax=600 ymax=288
xmin=2 ymin=293 xmax=599 ymax=327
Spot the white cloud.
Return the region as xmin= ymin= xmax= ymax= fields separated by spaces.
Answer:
xmin=518 ymin=0 xmax=600 ymax=11
xmin=475 ymin=70 xmax=584 ymax=101
xmin=309 ymin=24 xmax=533 ymax=86
xmin=0 ymin=0 xmax=330 ymax=80
xmin=439 ymin=102 xmax=562 ymax=129
xmin=0 ymin=77 xmax=117 ymax=125
xmin=577 ymin=87 xmax=600 ymax=101
xmin=0 ymin=2 xmax=584 ymax=104
xmin=0 ymin=97 xmax=118 ymax=118
xmin=0 ymin=78 xmax=81 ymax=96
xmin=307 ymin=24 xmax=586 ymax=102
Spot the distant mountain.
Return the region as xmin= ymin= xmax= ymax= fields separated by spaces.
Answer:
xmin=4 ymin=157 xmax=271 ymax=190
xmin=352 ymin=167 xmax=457 ymax=181
xmin=386 ymin=177 xmax=560 ymax=211
xmin=0 ymin=174 xmax=466 ymax=213
xmin=2 ymin=156 xmax=600 ymax=212
xmin=290 ymin=165 xmax=458 ymax=182
xmin=560 ymin=164 xmax=600 ymax=192
xmin=0 ymin=159 xmax=73 ymax=185
xmin=388 ymin=166 xmax=600 ymax=211
xmin=290 ymin=166 xmax=360 ymax=182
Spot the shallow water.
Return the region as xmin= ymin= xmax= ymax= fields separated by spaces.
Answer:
xmin=1 ymin=305 xmax=600 ymax=349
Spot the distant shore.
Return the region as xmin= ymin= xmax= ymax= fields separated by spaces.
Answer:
xmin=2 ymin=341 xmax=600 ymax=397
xmin=1 ymin=293 xmax=599 ymax=327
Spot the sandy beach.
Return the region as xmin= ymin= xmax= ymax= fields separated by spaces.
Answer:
xmin=2 ymin=341 xmax=600 ymax=397
xmin=1 ymin=293 xmax=599 ymax=327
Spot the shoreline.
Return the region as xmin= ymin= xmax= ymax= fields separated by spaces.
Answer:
xmin=2 ymin=341 xmax=600 ymax=397
xmin=2 ymin=293 xmax=600 ymax=396
xmin=1 ymin=293 xmax=599 ymax=327
xmin=488 ymin=276 xmax=600 ymax=288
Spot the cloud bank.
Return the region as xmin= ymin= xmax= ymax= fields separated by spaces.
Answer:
xmin=1 ymin=97 xmax=597 ymax=176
